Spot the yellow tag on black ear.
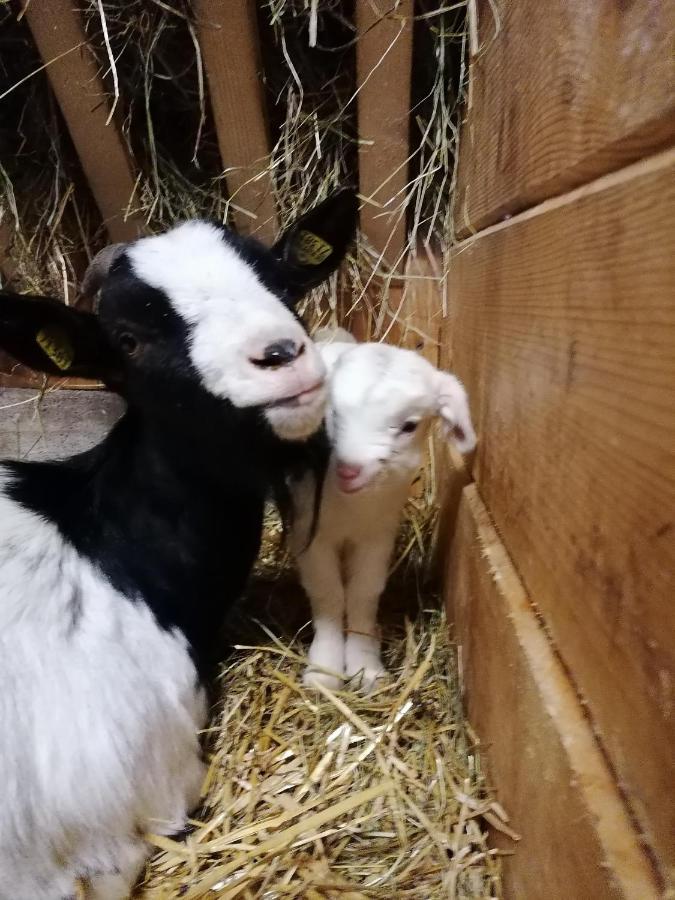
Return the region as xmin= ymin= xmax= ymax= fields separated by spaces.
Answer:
xmin=294 ymin=229 xmax=333 ymax=266
xmin=36 ymin=326 xmax=74 ymax=371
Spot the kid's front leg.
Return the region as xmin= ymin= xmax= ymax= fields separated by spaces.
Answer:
xmin=297 ymin=540 xmax=345 ymax=690
xmin=344 ymin=537 xmax=393 ymax=692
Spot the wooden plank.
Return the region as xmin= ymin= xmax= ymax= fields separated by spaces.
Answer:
xmin=444 ymin=149 xmax=675 ymax=886
xmin=0 ymin=388 xmax=123 ymax=461
xmin=444 ymin=486 xmax=660 ymax=899
xmin=23 ymin=0 xmax=143 ymax=243
xmin=195 ymin=0 xmax=277 ymax=243
xmin=356 ymin=0 xmax=414 ymax=268
xmin=455 ymin=0 xmax=675 ymax=235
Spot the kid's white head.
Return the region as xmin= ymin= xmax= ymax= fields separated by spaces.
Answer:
xmin=320 ymin=342 xmax=476 ymax=493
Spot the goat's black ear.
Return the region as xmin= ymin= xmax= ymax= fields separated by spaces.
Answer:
xmin=273 ymin=189 xmax=359 ymax=300
xmin=0 ymin=291 xmax=122 ymax=383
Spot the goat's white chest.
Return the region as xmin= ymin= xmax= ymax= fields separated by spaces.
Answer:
xmin=0 ymin=484 xmax=206 ymax=877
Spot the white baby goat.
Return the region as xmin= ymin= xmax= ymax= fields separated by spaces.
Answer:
xmin=291 ymin=329 xmax=476 ymax=692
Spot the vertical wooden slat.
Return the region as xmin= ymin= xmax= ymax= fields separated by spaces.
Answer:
xmin=23 ymin=0 xmax=143 ymax=243
xmin=356 ymin=0 xmax=414 ymax=268
xmin=195 ymin=0 xmax=277 ymax=244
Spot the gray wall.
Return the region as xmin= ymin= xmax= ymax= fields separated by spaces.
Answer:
xmin=0 ymin=389 xmax=123 ymax=461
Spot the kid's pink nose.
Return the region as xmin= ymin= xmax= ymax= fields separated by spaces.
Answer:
xmin=336 ymin=462 xmax=362 ymax=480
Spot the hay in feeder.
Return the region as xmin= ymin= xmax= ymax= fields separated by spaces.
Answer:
xmin=74 ymin=0 xmax=468 ymax=338
xmin=137 ymin=611 xmax=510 ymax=899
xmin=0 ymin=7 xmax=102 ymax=301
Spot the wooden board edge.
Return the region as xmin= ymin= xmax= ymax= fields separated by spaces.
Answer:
xmin=443 ymin=484 xmax=661 ymax=898
xmin=452 ymin=146 xmax=675 ymax=255
xmin=356 ymin=0 xmax=414 ymax=268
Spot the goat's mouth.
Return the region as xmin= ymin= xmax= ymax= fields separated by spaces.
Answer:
xmin=264 ymin=381 xmax=327 ymax=441
xmin=265 ymin=381 xmax=325 ymax=410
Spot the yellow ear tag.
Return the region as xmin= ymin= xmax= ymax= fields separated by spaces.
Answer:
xmin=36 ymin=326 xmax=74 ymax=371
xmin=294 ymin=229 xmax=333 ymax=266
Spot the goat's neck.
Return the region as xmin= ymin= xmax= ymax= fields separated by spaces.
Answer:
xmin=5 ymin=410 xmax=268 ymax=676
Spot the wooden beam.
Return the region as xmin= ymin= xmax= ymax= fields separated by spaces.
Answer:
xmin=356 ymin=0 xmax=414 ymax=269
xmin=444 ymin=486 xmax=660 ymax=899
xmin=195 ymin=0 xmax=277 ymax=244
xmin=23 ymin=0 xmax=143 ymax=243
xmin=456 ymin=0 xmax=675 ymax=235
xmin=444 ymin=148 xmax=675 ymax=884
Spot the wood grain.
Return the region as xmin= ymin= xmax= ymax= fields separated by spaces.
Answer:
xmin=195 ymin=0 xmax=277 ymax=243
xmin=444 ymin=486 xmax=660 ymax=899
xmin=455 ymin=0 xmax=675 ymax=235
xmin=23 ymin=0 xmax=143 ymax=243
xmin=445 ymin=149 xmax=675 ymax=887
xmin=356 ymin=0 xmax=413 ymax=267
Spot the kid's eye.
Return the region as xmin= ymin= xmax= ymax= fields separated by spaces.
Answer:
xmin=400 ymin=421 xmax=418 ymax=434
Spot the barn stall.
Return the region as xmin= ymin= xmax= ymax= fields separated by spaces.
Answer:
xmin=0 ymin=1 xmax=673 ymax=897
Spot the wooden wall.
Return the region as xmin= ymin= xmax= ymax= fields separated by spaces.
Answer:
xmin=443 ymin=1 xmax=675 ymax=897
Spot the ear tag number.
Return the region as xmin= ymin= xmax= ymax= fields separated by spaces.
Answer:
xmin=294 ymin=230 xmax=333 ymax=266
xmin=36 ymin=327 xmax=74 ymax=371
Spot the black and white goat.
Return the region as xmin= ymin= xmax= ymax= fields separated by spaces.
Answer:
xmin=0 ymin=191 xmax=357 ymax=900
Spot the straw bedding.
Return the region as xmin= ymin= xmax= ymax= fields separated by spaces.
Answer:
xmin=134 ymin=491 xmax=511 ymax=898
xmin=136 ymin=610 xmax=508 ymax=899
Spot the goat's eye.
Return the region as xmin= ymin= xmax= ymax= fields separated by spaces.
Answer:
xmin=118 ymin=332 xmax=140 ymax=356
xmin=400 ymin=421 xmax=418 ymax=434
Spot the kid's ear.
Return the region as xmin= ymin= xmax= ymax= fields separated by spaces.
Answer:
xmin=273 ymin=189 xmax=359 ymax=301
xmin=435 ymin=370 xmax=477 ymax=454
xmin=0 ymin=291 xmax=122 ymax=383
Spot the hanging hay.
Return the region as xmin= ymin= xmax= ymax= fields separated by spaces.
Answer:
xmin=73 ymin=0 xmax=468 ymax=337
xmin=0 ymin=7 xmax=102 ymax=300
xmin=137 ymin=611 xmax=509 ymax=899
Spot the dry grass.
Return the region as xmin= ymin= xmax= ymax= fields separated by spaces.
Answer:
xmin=0 ymin=8 xmax=103 ymax=300
xmin=137 ymin=611 xmax=508 ymax=899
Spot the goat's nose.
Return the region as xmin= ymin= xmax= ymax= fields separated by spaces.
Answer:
xmin=336 ymin=462 xmax=362 ymax=480
xmin=253 ymin=339 xmax=304 ymax=368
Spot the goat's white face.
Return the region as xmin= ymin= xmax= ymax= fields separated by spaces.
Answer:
xmin=127 ymin=223 xmax=327 ymax=440
xmin=321 ymin=342 xmax=476 ymax=493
